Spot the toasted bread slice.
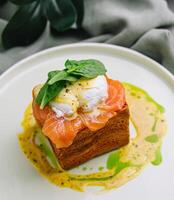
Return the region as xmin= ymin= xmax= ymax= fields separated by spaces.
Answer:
xmin=51 ymin=105 xmax=129 ymax=170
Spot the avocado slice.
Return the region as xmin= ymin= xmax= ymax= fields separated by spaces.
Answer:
xmin=34 ymin=131 xmax=62 ymax=170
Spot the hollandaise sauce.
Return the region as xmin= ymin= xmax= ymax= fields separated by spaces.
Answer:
xmin=18 ymin=83 xmax=167 ymax=192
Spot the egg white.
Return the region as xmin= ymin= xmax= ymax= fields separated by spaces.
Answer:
xmin=50 ymin=75 xmax=108 ymax=118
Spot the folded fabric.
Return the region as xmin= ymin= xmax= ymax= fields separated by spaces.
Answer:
xmin=0 ymin=0 xmax=174 ymax=74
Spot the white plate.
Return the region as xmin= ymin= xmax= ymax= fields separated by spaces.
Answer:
xmin=0 ymin=43 xmax=174 ymax=200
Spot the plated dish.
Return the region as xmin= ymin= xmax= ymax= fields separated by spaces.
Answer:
xmin=19 ymin=58 xmax=167 ymax=191
xmin=0 ymin=43 xmax=173 ymax=200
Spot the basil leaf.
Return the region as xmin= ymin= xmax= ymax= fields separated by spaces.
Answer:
xmin=48 ymin=70 xmax=78 ymax=85
xmin=66 ymin=59 xmax=107 ymax=78
xmin=48 ymin=70 xmax=68 ymax=85
xmin=35 ymin=82 xmax=48 ymax=105
xmin=9 ymin=0 xmax=37 ymax=5
xmin=44 ymin=0 xmax=76 ymax=32
xmin=2 ymin=1 xmax=47 ymax=49
xmin=65 ymin=59 xmax=79 ymax=70
xmin=36 ymin=70 xmax=77 ymax=108
xmin=36 ymin=70 xmax=62 ymax=104
xmin=40 ymin=81 xmax=66 ymax=109
xmin=63 ymin=75 xmax=78 ymax=82
xmin=36 ymin=59 xmax=106 ymax=108
xmin=48 ymin=70 xmax=61 ymax=79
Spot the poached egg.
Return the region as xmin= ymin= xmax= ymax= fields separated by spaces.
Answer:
xmin=49 ymin=75 xmax=108 ymax=118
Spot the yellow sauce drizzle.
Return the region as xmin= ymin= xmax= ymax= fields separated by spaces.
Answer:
xmin=18 ymin=83 xmax=167 ymax=192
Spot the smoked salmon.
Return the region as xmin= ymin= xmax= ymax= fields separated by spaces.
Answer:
xmin=32 ymin=78 xmax=126 ymax=148
xmin=42 ymin=112 xmax=84 ymax=148
xmin=80 ymin=111 xmax=116 ymax=131
xmin=32 ymin=100 xmax=50 ymax=126
xmin=99 ymin=77 xmax=126 ymax=112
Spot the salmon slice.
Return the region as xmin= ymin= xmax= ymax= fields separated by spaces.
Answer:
xmin=32 ymin=87 xmax=84 ymax=148
xmin=99 ymin=78 xmax=126 ymax=112
xmin=32 ymin=78 xmax=126 ymax=148
xmin=42 ymin=112 xmax=84 ymax=148
xmin=80 ymin=111 xmax=116 ymax=131
xmin=81 ymin=78 xmax=126 ymax=131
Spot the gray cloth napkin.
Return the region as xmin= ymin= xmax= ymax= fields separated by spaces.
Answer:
xmin=0 ymin=0 xmax=174 ymax=74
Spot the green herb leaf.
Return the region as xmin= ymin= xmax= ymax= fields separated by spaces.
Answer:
xmin=65 ymin=59 xmax=107 ymax=78
xmin=44 ymin=0 xmax=76 ymax=32
xmin=48 ymin=70 xmax=61 ymax=79
xmin=48 ymin=70 xmax=78 ymax=85
xmin=63 ymin=75 xmax=79 ymax=82
xmin=35 ymin=82 xmax=49 ymax=105
xmin=48 ymin=70 xmax=68 ymax=85
xmin=40 ymin=81 xmax=66 ymax=109
xmin=65 ymin=59 xmax=79 ymax=70
xmin=36 ymin=59 xmax=107 ymax=108
xmin=36 ymin=70 xmax=77 ymax=108
xmin=36 ymin=80 xmax=66 ymax=109
xmin=2 ymin=1 xmax=47 ymax=49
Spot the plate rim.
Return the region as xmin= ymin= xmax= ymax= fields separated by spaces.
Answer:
xmin=0 ymin=42 xmax=174 ymax=90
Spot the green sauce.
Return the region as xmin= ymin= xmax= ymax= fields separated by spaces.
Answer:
xmin=82 ymin=167 xmax=87 ymax=171
xmin=107 ymin=151 xmax=120 ymax=169
xmin=18 ymin=83 xmax=167 ymax=192
xmin=98 ymin=167 xmax=104 ymax=171
xmin=151 ymin=146 xmax=162 ymax=165
xmin=145 ymin=134 xmax=159 ymax=143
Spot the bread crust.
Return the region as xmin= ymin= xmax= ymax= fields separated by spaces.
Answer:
xmin=52 ymin=105 xmax=130 ymax=170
